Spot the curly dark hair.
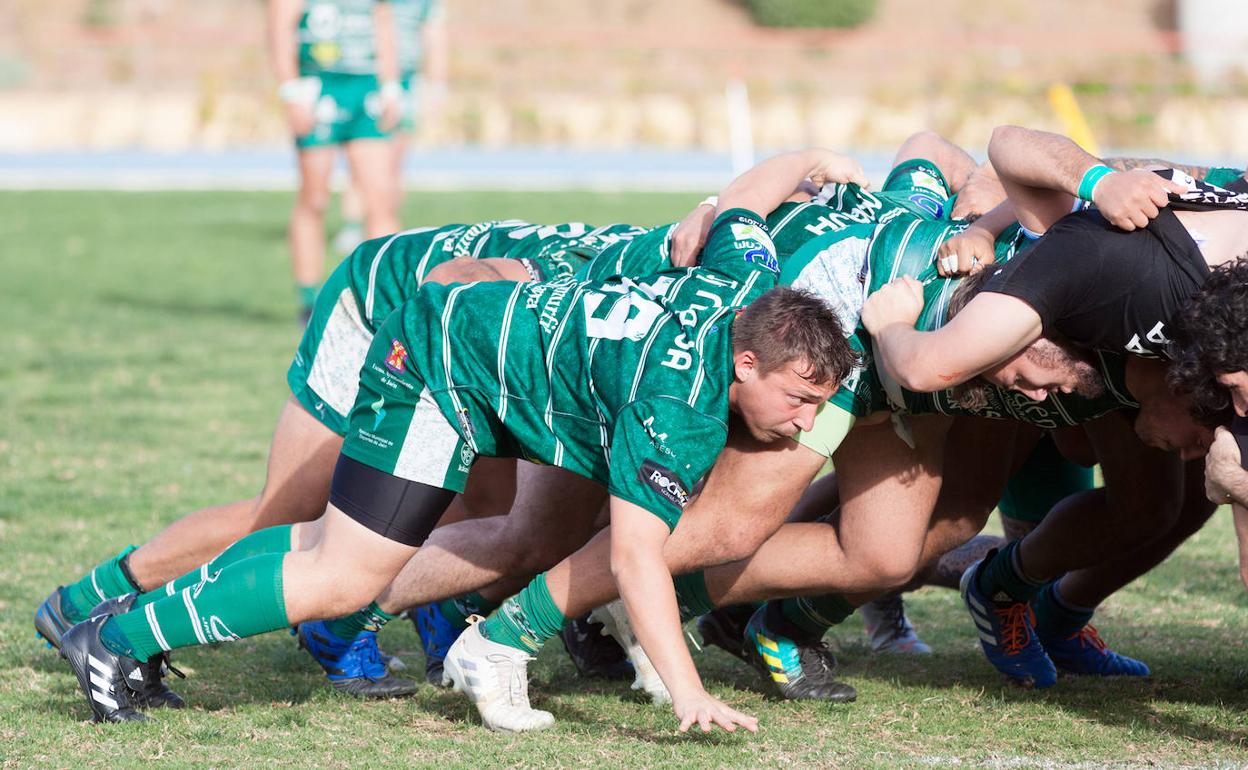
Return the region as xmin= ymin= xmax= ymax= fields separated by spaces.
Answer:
xmin=1168 ymin=257 xmax=1248 ymax=424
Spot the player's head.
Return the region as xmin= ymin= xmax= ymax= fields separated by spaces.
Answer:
xmin=946 ymin=270 xmax=1105 ymax=406
xmin=729 ymin=287 xmax=853 ymax=441
xmin=1169 ymin=257 xmax=1248 ymax=420
xmin=1130 ymin=358 xmax=1222 ymax=459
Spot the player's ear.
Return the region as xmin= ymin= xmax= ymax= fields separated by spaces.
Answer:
xmin=733 ymin=349 xmax=759 ymax=382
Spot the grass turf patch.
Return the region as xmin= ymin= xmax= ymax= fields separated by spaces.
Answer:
xmin=1 ymin=190 xmax=1246 ymax=769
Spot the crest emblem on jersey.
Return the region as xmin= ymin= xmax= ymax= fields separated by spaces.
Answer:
xmin=385 ymin=339 xmax=409 ymax=373
xmin=730 ymin=222 xmax=777 ymax=253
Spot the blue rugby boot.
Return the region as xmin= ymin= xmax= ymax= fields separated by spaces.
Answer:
xmin=297 ymin=620 xmax=418 ymax=698
xmin=960 ymin=560 xmax=1057 ymax=689
xmin=1040 ymin=624 xmax=1150 ymax=677
xmin=412 ymin=602 xmax=467 ymax=686
xmin=742 ymin=606 xmax=856 ymax=702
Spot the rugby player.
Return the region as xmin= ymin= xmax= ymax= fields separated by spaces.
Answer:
xmin=861 ymin=126 xmax=1245 ymax=686
xmin=34 ymin=219 xmax=645 ymax=698
xmin=56 ymin=161 xmax=858 ymax=728
xmin=1168 ymin=258 xmax=1248 ymax=588
xmin=269 ymin=0 xmax=402 ymax=320
xmin=434 ymin=192 xmax=1223 ymax=726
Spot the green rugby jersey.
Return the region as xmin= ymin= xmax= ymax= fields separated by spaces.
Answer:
xmin=299 ymin=0 xmax=385 ymax=76
xmin=345 ymin=221 xmax=647 ymax=330
xmin=783 ymin=217 xmax=1137 ymax=426
xmin=578 ymin=162 xmax=950 ymax=284
xmin=364 ymin=210 xmax=778 ymax=528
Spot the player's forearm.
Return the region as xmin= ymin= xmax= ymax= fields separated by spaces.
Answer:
xmin=872 ymin=325 xmax=970 ymax=392
xmin=267 ymin=0 xmax=301 ymax=83
xmin=612 ymin=548 xmax=705 ymax=700
xmin=372 ymin=2 xmax=399 ymax=85
xmin=717 ymin=148 xmax=837 ymax=220
xmin=1104 ymin=157 xmax=1212 ymax=179
xmin=987 ymin=125 xmax=1100 ymax=199
xmin=970 ymin=199 xmax=1017 ymax=239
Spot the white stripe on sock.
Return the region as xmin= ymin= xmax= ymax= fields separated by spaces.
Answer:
xmin=145 ymin=602 xmax=171 ymax=651
xmin=182 ymin=588 xmax=209 ymax=646
xmin=89 ymin=569 xmax=104 ymax=604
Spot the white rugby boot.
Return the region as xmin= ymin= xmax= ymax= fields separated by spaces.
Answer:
xmin=590 ymin=600 xmax=671 ymax=705
xmin=442 ymin=620 xmax=555 ymax=733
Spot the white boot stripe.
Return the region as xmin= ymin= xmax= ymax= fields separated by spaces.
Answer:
xmin=87 ymin=654 xmax=111 ymax=676
xmin=91 ymin=690 xmax=119 ymax=710
xmin=978 ymin=631 xmax=997 ymax=645
xmin=89 ymin=672 xmax=112 ymax=690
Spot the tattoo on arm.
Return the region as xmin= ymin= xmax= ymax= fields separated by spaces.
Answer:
xmin=1104 ymin=157 xmax=1213 ymax=178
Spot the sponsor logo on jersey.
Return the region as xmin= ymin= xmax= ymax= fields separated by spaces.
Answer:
xmin=639 ymin=459 xmax=690 ymax=508
xmin=743 ymin=247 xmax=779 ymax=272
xmin=370 ymin=396 xmax=386 ymax=431
xmin=455 ymin=407 xmax=475 ymax=440
xmin=908 ymin=192 xmax=945 ymax=219
xmin=730 ymin=222 xmax=777 ymax=257
xmin=385 ymin=338 xmax=409 ymax=373
xmin=1125 ymin=321 xmax=1168 ymax=357
xmin=458 ymin=443 xmax=475 ymax=473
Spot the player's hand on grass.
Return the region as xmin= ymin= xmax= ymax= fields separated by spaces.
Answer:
xmin=861 ymin=275 xmax=925 ymax=334
xmin=285 ymin=101 xmax=317 ymax=137
xmin=670 ymin=200 xmax=717 ymax=267
xmin=1092 ymin=169 xmax=1187 ymax=231
xmin=951 ymin=164 xmax=1006 ymax=221
xmin=936 ymin=224 xmax=996 ymax=277
xmin=808 ymin=151 xmax=870 ymax=190
xmin=672 ymin=688 xmax=758 ymax=734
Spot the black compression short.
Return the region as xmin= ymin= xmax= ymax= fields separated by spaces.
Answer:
xmin=329 ymin=455 xmax=456 ymax=547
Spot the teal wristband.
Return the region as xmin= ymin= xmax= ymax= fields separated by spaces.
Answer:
xmin=1077 ymin=164 xmax=1114 ymax=202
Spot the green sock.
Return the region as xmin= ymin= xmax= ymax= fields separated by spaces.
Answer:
xmin=479 ymin=574 xmax=565 ymax=654
xmin=297 ymin=283 xmax=319 ymax=314
xmin=1032 ymin=581 xmax=1095 ymax=639
xmin=101 ymin=552 xmax=288 ymax=662
xmin=132 ymin=525 xmax=293 ymax=611
xmin=770 ymin=593 xmax=856 ymax=640
xmin=437 ymin=591 xmax=499 ymax=628
xmin=673 ymin=571 xmax=715 ymax=622
xmin=62 ymin=545 xmax=140 ymax=623
xmin=976 ymin=541 xmax=1044 ymax=603
xmin=324 ymin=601 xmax=397 ymax=640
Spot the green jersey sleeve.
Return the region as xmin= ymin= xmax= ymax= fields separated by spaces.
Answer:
xmin=607 ymin=398 xmax=727 ymax=531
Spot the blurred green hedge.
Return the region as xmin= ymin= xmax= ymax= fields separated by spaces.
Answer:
xmin=745 ymin=0 xmax=877 ymax=28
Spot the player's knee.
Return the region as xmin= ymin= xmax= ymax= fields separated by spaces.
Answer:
xmin=858 ymin=547 xmax=922 ymax=590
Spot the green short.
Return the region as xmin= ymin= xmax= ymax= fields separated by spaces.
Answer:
xmin=288 ymin=260 xmax=372 ymax=436
xmin=998 ymin=435 xmax=1095 ymax=523
xmin=295 ymin=72 xmax=393 ymax=149
xmin=339 ymin=309 xmax=474 ymax=492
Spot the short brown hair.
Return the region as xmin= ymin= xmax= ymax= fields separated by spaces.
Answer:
xmin=945 ymin=269 xmax=996 ymax=409
xmin=733 ymin=287 xmax=855 ymax=385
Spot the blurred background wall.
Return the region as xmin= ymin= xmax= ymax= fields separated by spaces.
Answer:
xmin=2 ymin=0 xmax=1246 ymax=159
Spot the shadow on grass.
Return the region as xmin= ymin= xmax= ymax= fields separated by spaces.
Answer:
xmin=834 ymin=644 xmax=1248 ymax=750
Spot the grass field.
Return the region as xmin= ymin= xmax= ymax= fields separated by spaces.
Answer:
xmin=1 ymin=190 xmax=1247 ymax=769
